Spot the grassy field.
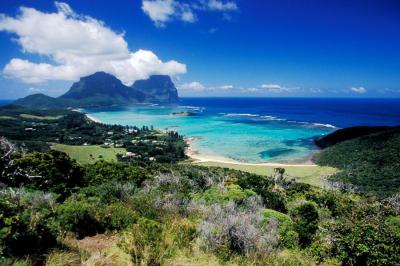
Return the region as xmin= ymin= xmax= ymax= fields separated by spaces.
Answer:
xmin=51 ymin=144 xmax=126 ymax=164
xmin=195 ymin=162 xmax=337 ymax=187
xmin=20 ymin=114 xmax=64 ymax=120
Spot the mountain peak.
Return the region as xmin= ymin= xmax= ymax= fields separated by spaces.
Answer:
xmin=14 ymin=72 xmax=179 ymax=109
xmin=132 ymin=75 xmax=178 ymax=103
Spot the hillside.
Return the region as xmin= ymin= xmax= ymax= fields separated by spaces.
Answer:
xmin=314 ymin=126 xmax=400 ymax=196
xmin=315 ymin=125 xmax=397 ymax=148
xmin=13 ymin=72 xmax=180 ymax=109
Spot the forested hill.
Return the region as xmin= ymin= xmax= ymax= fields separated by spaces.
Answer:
xmin=13 ymin=72 xmax=179 ymax=109
xmin=315 ymin=126 xmax=400 ymax=196
xmin=315 ymin=125 xmax=399 ymax=148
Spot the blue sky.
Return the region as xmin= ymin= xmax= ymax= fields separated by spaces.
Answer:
xmin=0 ymin=0 xmax=400 ymax=99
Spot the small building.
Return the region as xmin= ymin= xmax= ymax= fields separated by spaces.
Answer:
xmin=125 ymin=152 xmax=136 ymax=157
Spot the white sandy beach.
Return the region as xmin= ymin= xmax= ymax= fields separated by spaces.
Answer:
xmin=184 ymin=137 xmax=317 ymax=167
xmin=85 ymin=114 xmax=103 ymax=124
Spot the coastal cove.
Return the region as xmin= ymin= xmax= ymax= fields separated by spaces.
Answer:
xmin=84 ymin=97 xmax=400 ymax=164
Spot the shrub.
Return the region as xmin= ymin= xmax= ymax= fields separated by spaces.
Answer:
xmin=100 ymin=203 xmax=138 ymax=231
xmin=5 ymin=150 xmax=84 ymax=196
xmin=83 ymin=161 xmax=150 ymax=186
xmin=55 ymin=195 xmax=104 ymax=239
xmin=79 ymin=181 xmax=136 ymax=204
xmin=119 ymin=217 xmax=196 ymax=265
xmin=290 ymin=202 xmax=319 ymax=247
xmin=263 ymin=209 xmax=298 ymax=248
xmin=196 ymin=196 xmax=278 ymax=260
xmin=332 ymin=203 xmax=400 ymax=265
xmin=193 ymin=184 xmax=256 ymax=205
xmin=0 ymin=188 xmax=58 ymax=258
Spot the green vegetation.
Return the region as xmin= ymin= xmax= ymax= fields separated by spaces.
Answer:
xmin=196 ymin=161 xmax=337 ymax=187
xmin=0 ymin=105 xmax=186 ymax=163
xmin=52 ymin=144 xmax=125 ymax=164
xmin=1 ymin=142 xmax=398 ymax=265
xmin=315 ymin=127 xmax=400 ymax=196
xmin=19 ymin=114 xmax=63 ymax=120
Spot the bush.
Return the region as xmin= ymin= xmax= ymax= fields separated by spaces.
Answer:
xmin=332 ymin=203 xmax=400 ymax=265
xmin=0 ymin=188 xmax=58 ymax=258
xmin=193 ymin=184 xmax=256 ymax=205
xmin=4 ymin=150 xmax=84 ymax=196
xmin=55 ymin=195 xmax=104 ymax=239
xmin=263 ymin=209 xmax=299 ymax=248
xmin=119 ymin=217 xmax=196 ymax=265
xmin=290 ymin=202 xmax=319 ymax=247
xmin=196 ymin=196 xmax=278 ymax=260
xmin=100 ymin=203 xmax=138 ymax=231
xmin=83 ymin=161 xmax=150 ymax=186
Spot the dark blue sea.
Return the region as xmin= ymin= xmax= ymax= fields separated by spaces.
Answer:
xmin=179 ymin=97 xmax=400 ymax=128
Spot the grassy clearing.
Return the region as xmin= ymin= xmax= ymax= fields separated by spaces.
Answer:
xmin=51 ymin=144 xmax=126 ymax=164
xmin=195 ymin=162 xmax=337 ymax=187
xmin=20 ymin=113 xmax=64 ymax=120
xmin=0 ymin=116 xmax=16 ymax=120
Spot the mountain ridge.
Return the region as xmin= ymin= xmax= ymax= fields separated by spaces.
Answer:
xmin=13 ymin=72 xmax=179 ymax=109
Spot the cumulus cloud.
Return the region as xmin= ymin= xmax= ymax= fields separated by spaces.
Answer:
xmin=178 ymin=81 xmax=205 ymax=90
xmin=142 ymin=0 xmax=238 ymax=27
xmin=0 ymin=2 xmax=186 ymax=84
xmin=349 ymin=86 xmax=367 ymax=94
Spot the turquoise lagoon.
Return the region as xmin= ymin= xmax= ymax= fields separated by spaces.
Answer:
xmin=84 ymin=99 xmax=340 ymax=163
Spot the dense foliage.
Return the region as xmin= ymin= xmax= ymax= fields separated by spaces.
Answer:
xmin=1 ymin=138 xmax=399 ymax=265
xmin=315 ymin=127 xmax=400 ymax=197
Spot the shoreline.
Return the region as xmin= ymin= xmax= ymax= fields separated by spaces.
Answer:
xmin=85 ymin=114 xmax=103 ymax=124
xmin=82 ymin=112 xmax=318 ymax=167
xmin=185 ymin=137 xmax=317 ymax=167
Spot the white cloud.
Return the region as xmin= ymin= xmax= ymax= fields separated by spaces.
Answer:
xmin=258 ymin=84 xmax=292 ymax=93
xmin=0 ymin=2 xmax=186 ymax=84
xmin=181 ymin=9 xmax=196 ymax=23
xmin=141 ymin=0 xmax=176 ymax=27
xmin=27 ymin=87 xmax=44 ymax=93
xmin=178 ymin=81 xmax=205 ymax=90
xmin=142 ymin=0 xmax=238 ymax=26
xmin=219 ymin=84 xmax=233 ymax=90
xmin=207 ymin=0 xmax=238 ymax=11
xmin=349 ymin=86 xmax=367 ymax=94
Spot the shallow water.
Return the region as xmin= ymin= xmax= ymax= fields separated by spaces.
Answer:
xmin=84 ymin=97 xmax=400 ymax=163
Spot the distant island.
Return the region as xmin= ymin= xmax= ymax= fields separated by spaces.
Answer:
xmin=13 ymin=72 xmax=179 ymax=109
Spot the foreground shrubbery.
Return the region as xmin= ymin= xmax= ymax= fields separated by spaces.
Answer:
xmin=1 ymin=139 xmax=400 ymax=265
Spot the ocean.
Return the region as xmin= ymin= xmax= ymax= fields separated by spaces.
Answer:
xmin=84 ymin=98 xmax=400 ymax=163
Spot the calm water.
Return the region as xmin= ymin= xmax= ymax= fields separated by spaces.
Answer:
xmin=85 ymin=98 xmax=400 ymax=163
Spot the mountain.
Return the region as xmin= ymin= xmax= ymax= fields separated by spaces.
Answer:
xmin=59 ymin=72 xmax=148 ymax=107
xmin=13 ymin=93 xmax=68 ymax=109
xmin=132 ymin=75 xmax=179 ymax=103
xmin=13 ymin=72 xmax=180 ymax=109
